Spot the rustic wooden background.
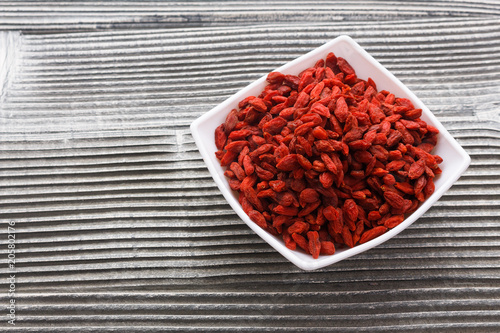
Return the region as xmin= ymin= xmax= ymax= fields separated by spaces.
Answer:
xmin=1 ymin=1 xmax=499 ymax=332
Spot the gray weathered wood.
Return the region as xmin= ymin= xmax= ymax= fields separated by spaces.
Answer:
xmin=1 ymin=1 xmax=500 ymax=332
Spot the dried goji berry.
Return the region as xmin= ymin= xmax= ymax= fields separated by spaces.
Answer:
xmin=243 ymin=186 xmax=264 ymax=212
xmin=219 ymin=150 xmax=238 ymax=167
xmin=215 ymin=124 xmax=227 ymax=150
xmin=359 ymin=226 xmax=388 ymax=244
xmin=342 ymin=226 xmax=354 ymax=248
xmin=307 ymin=231 xmax=321 ymax=259
xmin=348 ymin=140 xmax=371 ymax=150
xmin=287 ymin=220 xmax=309 ymax=234
xmin=383 ymin=214 xmax=404 ymax=228
xmin=298 ymin=201 xmax=321 ymax=217
xmin=267 ymin=72 xmax=285 ymax=84
xmin=224 ymin=109 xmax=239 ymax=132
xmin=299 ymin=188 xmax=320 ymax=205
xmin=230 ymin=162 xmax=246 ymax=181
xmin=312 ymin=126 xmax=329 ymax=140
xmin=320 ymin=241 xmax=335 ymax=255
xmin=334 ymin=96 xmax=349 ymax=123
xmin=324 ymin=206 xmax=343 ymax=234
xmin=273 ymin=205 xmax=299 ymax=217
xmin=225 ymin=140 xmax=249 ymax=153
xmin=367 ymin=211 xmax=382 ymax=221
xmin=255 ymin=165 xmax=275 ymax=181
xmin=343 ymin=199 xmax=358 ymax=223
xmin=386 ymin=160 xmax=406 ymax=171
xmin=408 ymin=159 xmax=426 ymax=179
xmin=248 ymin=210 xmax=268 ymax=229
xmin=276 ymin=154 xmax=300 ymax=171
xmin=423 ymin=178 xmax=435 ymax=199
xmin=337 ymin=57 xmax=355 ymax=76
xmin=383 ymin=191 xmax=405 ymax=210
xmin=292 ymin=233 xmax=310 ymax=253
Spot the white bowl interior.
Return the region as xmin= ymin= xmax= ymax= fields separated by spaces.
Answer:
xmin=190 ymin=35 xmax=471 ymax=270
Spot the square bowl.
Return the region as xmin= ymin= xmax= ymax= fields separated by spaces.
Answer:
xmin=190 ymin=35 xmax=471 ymax=270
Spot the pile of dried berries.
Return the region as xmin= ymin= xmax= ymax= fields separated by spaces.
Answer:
xmin=214 ymin=52 xmax=442 ymax=259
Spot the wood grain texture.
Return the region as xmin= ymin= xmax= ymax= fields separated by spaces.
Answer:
xmin=1 ymin=1 xmax=500 ymax=332
xmin=0 ymin=0 xmax=499 ymax=31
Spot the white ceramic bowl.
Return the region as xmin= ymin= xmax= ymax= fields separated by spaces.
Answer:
xmin=190 ymin=35 xmax=471 ymax=270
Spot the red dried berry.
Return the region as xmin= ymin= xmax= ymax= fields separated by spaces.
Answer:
xmin=320 ymin=241 xmax=336 ymax=255
xmin=359 ymin=226 xmax=388 ymax=244
xmin=307 ymin=231 xmax=321 ymax=259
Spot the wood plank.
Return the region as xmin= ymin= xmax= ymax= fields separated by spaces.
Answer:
xmin=0 ymin=3 xmax=500 ymax=331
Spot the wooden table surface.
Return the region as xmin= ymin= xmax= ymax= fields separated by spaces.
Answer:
xmin=1 ymin=1 xmax=500 ymax=332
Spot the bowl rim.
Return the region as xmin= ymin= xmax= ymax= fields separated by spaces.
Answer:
xmin=190 ymin=35 xmax=471 ymax=270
